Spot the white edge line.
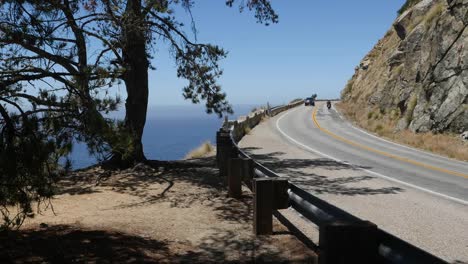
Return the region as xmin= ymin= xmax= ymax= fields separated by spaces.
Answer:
xmin=275 ymin=106 xmax=468 ymax=206
xmin=331 ymin=104 xmax=468 ymax=166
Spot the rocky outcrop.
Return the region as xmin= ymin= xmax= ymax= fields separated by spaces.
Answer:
xmin=342 ymin=0 xmax=467 ymax=133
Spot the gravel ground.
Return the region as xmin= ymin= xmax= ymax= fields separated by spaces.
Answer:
xmin=1 ymin=156 xmax=316 ymax=263
xmin=239 ymin=109 xmax=468 ymax=263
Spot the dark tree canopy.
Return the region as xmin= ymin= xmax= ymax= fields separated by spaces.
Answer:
xmin=0 ymin=0 xmax=277 ymax=229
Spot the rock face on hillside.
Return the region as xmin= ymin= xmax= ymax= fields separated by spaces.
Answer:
xmin=342 ymin=0 xmax=467 ymax=133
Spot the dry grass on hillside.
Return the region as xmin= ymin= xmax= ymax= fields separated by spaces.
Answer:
xmin=424 ymin=2 xmax=445 ymax=29
xmin=336 ymin=102 xmax=468 ymax=161
xmin=184 ymin=141 xmax=215 ymax=159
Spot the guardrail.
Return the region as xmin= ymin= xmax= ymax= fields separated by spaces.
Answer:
xmin=216 ymin=101 xmax=447 ymax=264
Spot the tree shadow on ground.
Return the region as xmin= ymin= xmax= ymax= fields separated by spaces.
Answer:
xmin=242 ymin=148 xmax=404 ymax=196
xmin=242 ymin=147 xmax=371 ymax=172
xmin=0 ymin=225 xmax=305 ymax=263
xmin=183 ymin=229 xmax=314 ymax=263
xmin=59 ymin=157 xmax=219 ymax=198
xmin=57 ymin=156 xmax=253 ymax=224
xmin=0 ymin=225 xmax=170 ymax=263
xmin=293 ymin=174 xmax=403 ymax=196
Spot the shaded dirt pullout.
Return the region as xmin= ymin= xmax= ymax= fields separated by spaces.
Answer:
xmin=1 ymin=156 xmax=316 ymax=263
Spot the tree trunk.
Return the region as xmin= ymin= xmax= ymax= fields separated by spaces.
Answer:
xmin=117 ymin=0 xmax=149 ymax=166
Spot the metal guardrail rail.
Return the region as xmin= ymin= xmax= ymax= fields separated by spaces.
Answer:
xmin=223 ymin=103 xmax=447 ymax=264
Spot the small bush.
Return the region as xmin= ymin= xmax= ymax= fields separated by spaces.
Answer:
xmin=375 ymin=124 xmax=385 ymax=136
xmin=368 ymin=112 xmax=374 ymax=119
xmin=393 ymin=65 xmax=404 ymax=76
xmin=244 ymin=126 xmax=252 ymax=135
xmin=405 ymin=94 xmax=418 ymax=123
xmin=390 ymin=109 xmax=401 ymax=120
xmin=184 ymin=141 xmax=214 ymax=159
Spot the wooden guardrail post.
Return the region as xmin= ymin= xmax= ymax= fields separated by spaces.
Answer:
xmin=216 ymin=129 xmax=228 ymax=167
xmin=254 ymin=178 xmax=273 ymax=235
xmin=228 ymin=158 xmax=243 ymax=198
xmin=241 ymin=158 xmax=254 ymax=189
xmin=273 ymin=179 xmax=289 ymax=209
xmin=254 ymin=178 xmax=289 ymax=235
xmin=319 ymin=221 xmax=378 ymax=264
xmin=216 ymin=129 xmax=237 ymax=178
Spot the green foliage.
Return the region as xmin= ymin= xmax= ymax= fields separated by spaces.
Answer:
xmin=226 ymin=0 xmax=278 ymax=26
xmin=0 ymin=0 xmax=279 ymax=228
xmin=0 ymin=0 xmax=120 ymax=229
xmin=0 ymin=104 xmax=64 ymax=231
xmin=177 ymin=44 xmax=232 ymax=116
xmin=398 ymin=0 xmax=422 ymax=15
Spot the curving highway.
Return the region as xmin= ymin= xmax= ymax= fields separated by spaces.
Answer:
xmin=239 ymin=102 xmax=468 ymax=263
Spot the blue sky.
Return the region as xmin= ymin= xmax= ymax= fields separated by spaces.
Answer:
xmin=143 ymin=1 xmax=406 ymax=107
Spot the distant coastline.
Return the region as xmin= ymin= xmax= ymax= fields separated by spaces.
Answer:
xmin=69 ymin=104 xmax=257 ymax=169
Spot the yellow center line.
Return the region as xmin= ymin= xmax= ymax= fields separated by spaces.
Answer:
xmin=312 ymin=107 xmax=468 ymax=179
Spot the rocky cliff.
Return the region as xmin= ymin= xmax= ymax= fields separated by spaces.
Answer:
xmin=341 ymin=0 xmax=467 ymax=133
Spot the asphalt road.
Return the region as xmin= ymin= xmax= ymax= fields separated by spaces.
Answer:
xmin=239 ymin=102 xmax=468 ymax=262
xmin=281 ymin=103 xmax=468 ymax=203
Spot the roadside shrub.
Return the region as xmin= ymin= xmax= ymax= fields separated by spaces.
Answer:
xmin=184 ymin=141 xmax=214 ymax=159
xmin=390 ymin=109 xmax=401 ymax=120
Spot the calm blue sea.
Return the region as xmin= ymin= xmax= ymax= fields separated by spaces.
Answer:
xmin=69 ymin=104 xmax=256 ymax=169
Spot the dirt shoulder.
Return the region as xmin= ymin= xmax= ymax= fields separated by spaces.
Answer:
xmin=0 ymin=156 xmax=316 ymax=263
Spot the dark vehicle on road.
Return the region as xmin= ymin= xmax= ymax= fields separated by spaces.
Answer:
xmin=326 ymin=100 xmax=331 ymax=109
xmin=305 ymin=97 xmax=315 ymax=106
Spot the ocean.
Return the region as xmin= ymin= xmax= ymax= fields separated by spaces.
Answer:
xmin=69 ymin=104 xmax=256 ymax=169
